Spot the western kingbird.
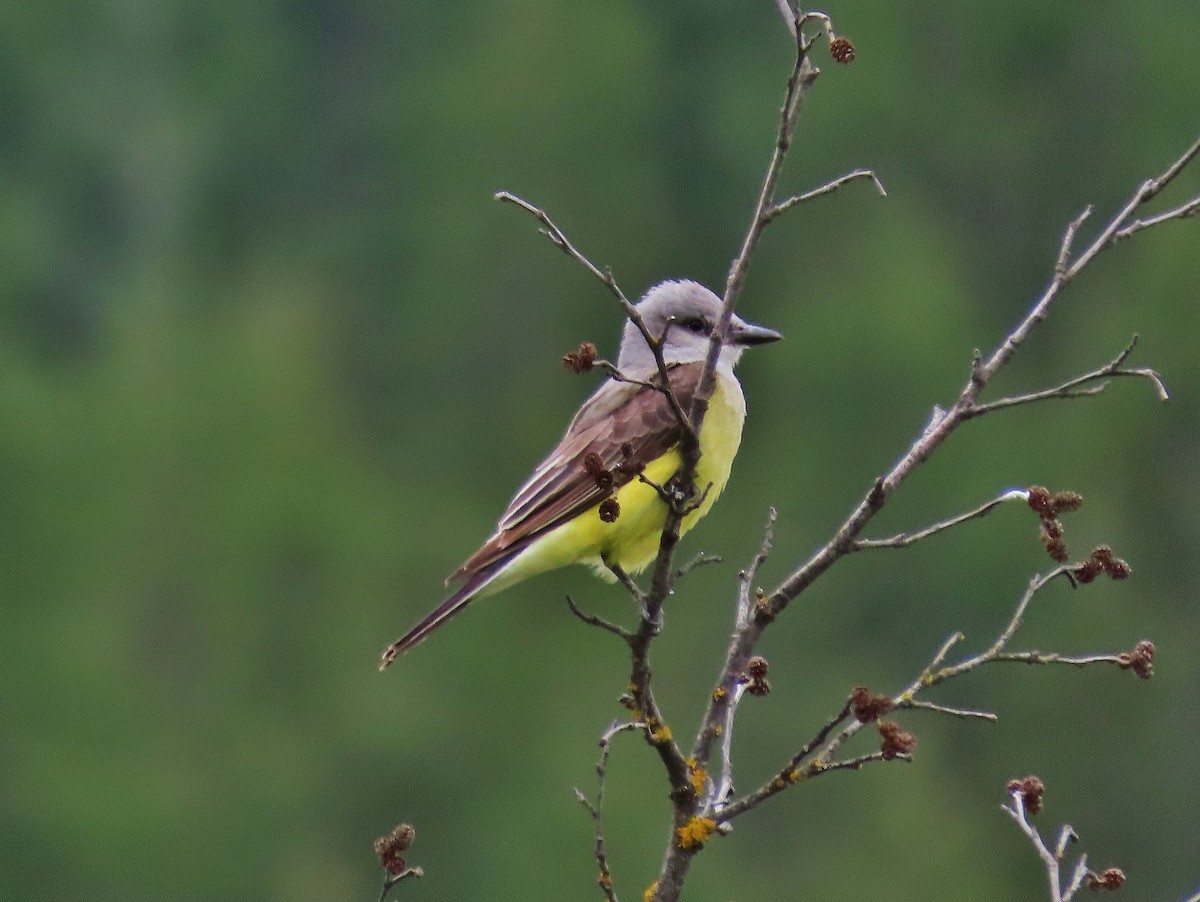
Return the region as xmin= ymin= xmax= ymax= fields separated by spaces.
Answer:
xmin=381 ymin=279 xmax=780 ymax=667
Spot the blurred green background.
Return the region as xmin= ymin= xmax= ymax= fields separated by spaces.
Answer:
xmin=1 ymin=1 xmax=1197 ymax=900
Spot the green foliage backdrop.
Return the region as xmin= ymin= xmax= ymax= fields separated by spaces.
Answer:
xmin=1 ymin=2 xmax=1197 ymax=900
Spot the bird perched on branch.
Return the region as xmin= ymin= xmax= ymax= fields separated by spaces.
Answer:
xmin=381 ymin=280 xmax=781 ymax=667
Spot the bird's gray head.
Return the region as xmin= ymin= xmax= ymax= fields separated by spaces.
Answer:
xmin=616 ymin=280 xmax=781 ymax=376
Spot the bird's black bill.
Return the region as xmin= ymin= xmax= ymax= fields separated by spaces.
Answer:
xmin=726 ymin=319 xmax=783 ymax=345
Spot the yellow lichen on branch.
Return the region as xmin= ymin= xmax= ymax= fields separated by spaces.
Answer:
xmin=676 ymin=816 xmax=718 ymax=849
xmin=648 ymin=720 xmax=672 ymax=743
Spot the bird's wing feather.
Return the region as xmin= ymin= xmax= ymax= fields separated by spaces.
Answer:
xmin=496 ymin=377 xmax=640 ymax=533
xmin=448 ymin=362 xmax=703 ymax=583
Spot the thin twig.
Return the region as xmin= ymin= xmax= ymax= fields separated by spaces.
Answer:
xmin=927 ymin=631 xmax=966 ymax=671
xmin=1114 ymin=194 xmax=1200 ymax=239
xmin=379 ymin=868 xmax=424 ymax=902
xmin=493 ymin=191 xmax=694 ymax=437
xmin=566 ymin=596 xmax=633 ymax=643
xmin=766 ymin=168 xmax=888 ymax=222
xmin=576 ymin=722 xmax=644 ymax=902
xmin=991 ymin=651 xmax=1132 ymax=669
xmin=1055 ymin=206 xmax=1092 ymax=278
xmin=772 ymin=0 xmax=796 ymax=36
xmin=999 ymin=788 xmax=1121 ymax=902
xmin=766 ymin=133 xmax=1200 ymax=616
xmin=605 ymin=563 xmax=647 ymax=607
xmin=895 ymin=699 xmax=998 ymax=722
xmin=820 ymin=751 xmax=911 ymax=773
xmin=675 ymin=552 xmax=723 ymax=579
xmin=703 ymin=680 xmax=750 ymax=817
xmin=1003 ymin=792 xmax=1072 ymax=902
xmin=595 ymin=359 xmax=673 ymax=396
xmin=1054 ymin=825 xmax=1079 ymax=863
xmin=737 ymin=508 xmax=777 ymax=628
xmin=852 ymin=489 xmax=1029 ymax=550
xmin=714 ymin=696 xmax=853 ymax=821
xmin=931 ymin=567 xmax=1073 ymax=685
xmin=964 ymin=336 xmax=1170 ymax=418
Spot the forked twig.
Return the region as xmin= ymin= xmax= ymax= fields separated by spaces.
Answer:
xmin=964 ymin=335 xmax=1170 ymax=418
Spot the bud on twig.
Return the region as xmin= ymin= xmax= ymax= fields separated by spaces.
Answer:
xmin=1028 ymin=486 xmax=1084 ymax=562
xmin=563 ymin=341 xmax=598 ymax=373
xmin=374 ymin=823 xmax=416 ymax=875
xmin=1117 ymin=640 xmax=1155 ymax=679
xmin=1007 ymin=775 xmax=1045 ymax=815
xmin=1085 ymin=867 xmax=1126 ymax=891
xmin=877 ymin=720 xmax=915 ymax=760
xmin=745 ymin=656 xmax=771 ymax=696
xmin=828 ymin=36 xmax=855 ymax=63
xmin=850 ymin=686 xmax=893 ymax=723
xmin=1073 ymin=546 xmax=1132 ymax=584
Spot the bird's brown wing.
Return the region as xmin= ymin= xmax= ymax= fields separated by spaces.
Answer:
xmin=448 ymin=362 xmax=703 ymax=582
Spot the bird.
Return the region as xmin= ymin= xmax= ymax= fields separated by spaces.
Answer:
xmin=380 ymin=279 xmax=781 ymax=667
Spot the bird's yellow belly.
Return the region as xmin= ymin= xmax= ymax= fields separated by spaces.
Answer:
xmin=492 ymin=376 xmax=746 ymax=590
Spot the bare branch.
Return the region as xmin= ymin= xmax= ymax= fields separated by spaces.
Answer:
xmin=927 ymin=631 xmax=966 ymax=670
xmin=737 ymin=508 xmax=778 ymax=629
xmin=700 ymin=21 xmax=819 ymax=412
xmin=852 ymin=488 xmax=1029 ymax=550
xmin=991 ymin=650 xmax=1134 ymax=669
xmin=1114 ymin=193 xmax=1200 ymax=240
xmin=895 ymin=698 xmax=998 ymax=722
xmin=930 ymin=567 xmax=1074 ymax=684
xmin=703 ymin=679 xmax=750 ymax=817
xmin=566 ymin=596 xmax=633 ymax=643
xmin=493 ymin=191 xmax=624 ymax=300
xmin=766 ymin=168 xmax=888 ymax=222
xmin=820 ymin=750 xmax=911 ymax=773
xmin=576 ymin=721 xmax=644 ymax=902
xmin=605 ymin=562 xmax=647 ymax=607
xmin=964 ymin=336 xmax=1170 ymax=418
xmin=493 ymin=191 xmax=695 ymax=438
xmin=642 ymin=17 xmax=827 ymax=715
xmin=1054 ymin=206 xmax=1092 ymax=278
xmin=1002 ymin=791 xmax=1073 ymax=902
xmin=715 ymin=696 xmax=854 ymax=821
xmin=674 ymin=552 xmax=723 ymax=580
xmin=593 ymin=359 xmax=672 ymax=396
xmin=759 ymin=136 xmax=1199 ymax=623
xmin=772 ymin=0 xmax=796 ymax=37
xmin=1142 ymin=133 xmax=1200 ymax=194
xmin=1000 ymin=785 xmax=1127 ymax=902
xmin=379 ymin=868 xmax=424 ymax=902
xmin=1054 ymin=825 xmax=1079 ymax=863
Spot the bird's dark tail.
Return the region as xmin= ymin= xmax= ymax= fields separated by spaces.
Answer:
xmin=379 ymin=567 xmax=501 ymax=669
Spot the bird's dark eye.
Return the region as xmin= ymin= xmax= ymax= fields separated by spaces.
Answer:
xmin=682 ymin=316 xmax=709 ymax=334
